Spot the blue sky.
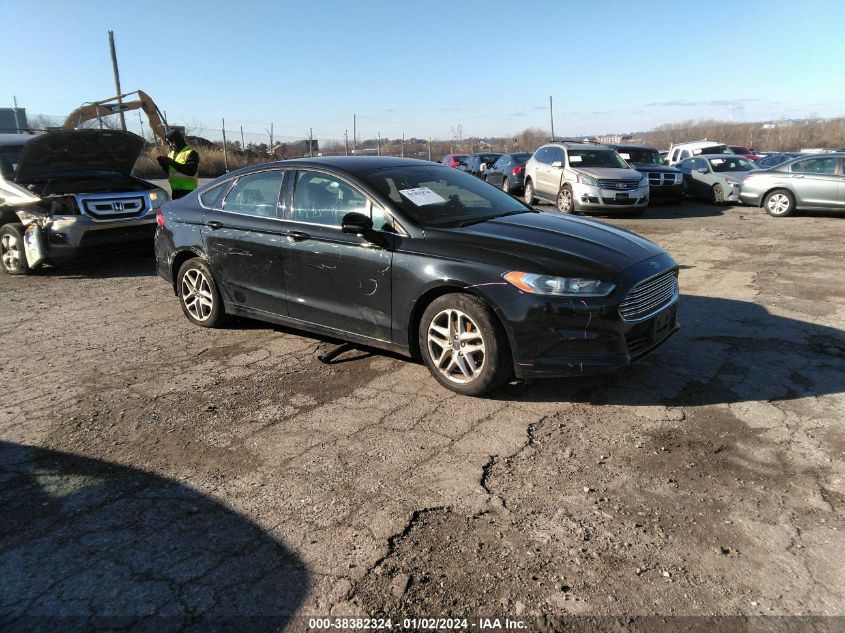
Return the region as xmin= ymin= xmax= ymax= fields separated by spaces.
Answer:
xmin=5 ymin=0 xmax=845 ymax=143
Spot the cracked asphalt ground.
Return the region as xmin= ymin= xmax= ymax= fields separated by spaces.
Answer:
xmin=1 ymin=200 xmax=844 ymax=631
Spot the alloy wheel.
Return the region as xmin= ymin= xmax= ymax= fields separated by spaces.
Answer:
xmin=557 ymin=188 xmax=573 ymax=213
xmin=767 ymin=193 xmax=791 ymax=216
xmin=181 ymin=268 xmax=214 ymax=321
xmin=426 ymin=308 xmax=486 ymax=384
xmin=1 ymin=233 xmax=21 ymax=272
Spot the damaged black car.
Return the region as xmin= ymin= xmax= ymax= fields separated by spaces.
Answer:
xmin=155 ymin=157 xmax=679 ymax=395
xmin=0 ymin=130 xmax=167 ymax=275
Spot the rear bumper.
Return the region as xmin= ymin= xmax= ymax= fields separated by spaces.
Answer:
xmin=739 ymin=188 xmax=764 ymax=206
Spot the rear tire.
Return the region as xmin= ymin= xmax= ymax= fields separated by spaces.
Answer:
xmin=502 ymin=178 xmax=511 ymax=194
xmin=523 ymin=180 xmax=536 ymax=205
xmin=419 ymin=293 xmax=512 ymax=396
xmin=763 ymin=189 xmax=796 ymax=217
xmin=176 ymin=257 xmax=227 ymax=328
xmin=0 ymin=223 xmax=31 ymax=276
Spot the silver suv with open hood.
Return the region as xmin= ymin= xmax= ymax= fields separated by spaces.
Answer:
xmin=0 ymin=129 xmax=167 ymax=275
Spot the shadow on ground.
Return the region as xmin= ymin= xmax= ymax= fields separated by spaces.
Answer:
xmin=34 ymin=249 xmax=155 ymax=280
xmin=494 ymin=294 xmax=845 ymax=406
xmin=0 ymin=441 xmax=308 ymax=632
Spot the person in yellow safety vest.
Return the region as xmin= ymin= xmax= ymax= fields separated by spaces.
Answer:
xmin=156 ymin=129 xmax=199 ymax=199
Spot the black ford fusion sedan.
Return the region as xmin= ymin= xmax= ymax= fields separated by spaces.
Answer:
xmin=154 ymin=157 xmax=679 ymax=395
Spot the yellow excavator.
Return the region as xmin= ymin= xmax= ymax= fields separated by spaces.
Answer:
xmin=62 ymin=90 xmax=171 ymax=147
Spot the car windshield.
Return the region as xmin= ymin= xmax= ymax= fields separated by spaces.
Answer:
xmin=0 ymin=145 xmax=24 ymax=179
xmin=616 ymin=148 xmax=663 ymax=165
xmin=362 ymin=164 xmax=530 ymax=228
xmin=709 ymin=157 xmax=757 ymax=172
xmin=513 ymin=153 xmax=532 ymax=164
xmin=568 ymin=150 xmax=628 ymax=169
xmin=479 ymin=154 xmax=500 ymax=163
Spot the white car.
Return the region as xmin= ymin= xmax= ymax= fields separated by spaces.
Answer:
xmin=665 ymin=140 xmax=733 ymax=166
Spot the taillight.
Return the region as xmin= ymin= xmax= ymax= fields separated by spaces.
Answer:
xmin=512 ymin=164 xmax=525 ymax=175
xmin=156 ymin=209 xmax=165 ymax=227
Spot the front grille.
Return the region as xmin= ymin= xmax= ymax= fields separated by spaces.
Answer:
xmin=82 ymin=196 xmax=147 ymax=220
xmin=647 ymin=172 xmax=681 ymax=186
xmin=598 ymin=179 xmax=639 ymax=191
xmin=619 ymin=270 xmax=678 ymax=321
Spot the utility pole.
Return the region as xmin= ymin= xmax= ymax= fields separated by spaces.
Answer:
xmin=266 ymin=123 xmax=274 ymax=157
xmin=344 ymin=130 xmax=349 ymax=156
xmin=353 ymin=114 xmax=357 ymax=153
xmin=240 ymin=126 xmax=245 ymax=152
xmin=108 ymin=31 xmax=127 ymax=131
xmin=549 ymin=95 xmax=555 ymax=141
xmin=377 ymin=131 xmax=381 ymax=156
xmin=221 ymin=118 xmax=229 ymax=172
xmin=12 ymin=96 xmax=22 ymax=132
xmin=428 ymin=137 xmax=432 ymax=161
xmin=401 ymin=133 xmax=404 ymax=158
xmin=309 ymin=128 xmax=314 ymax=157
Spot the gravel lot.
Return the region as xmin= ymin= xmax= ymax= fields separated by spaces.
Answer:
xmin=1 ymin=199 xmax=843 ymax=631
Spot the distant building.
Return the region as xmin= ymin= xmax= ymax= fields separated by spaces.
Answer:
xmin=595 ymin=134 xmax=624 ymax=144
xmin=0 ymin=108 xmax=28 ymax=133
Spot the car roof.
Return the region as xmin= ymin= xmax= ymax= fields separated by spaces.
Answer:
xmin=696 ymin=154 xmax=754 ymax=160
xmin=224 ymin=156 xmax=442 ymax=179
xmin=610 ymin=144 xmax=658 ymax=151
xmin=0 ymin=133 xmax=38 ymax=147
xmin=545 ymin=142 xmax=609 ymax=150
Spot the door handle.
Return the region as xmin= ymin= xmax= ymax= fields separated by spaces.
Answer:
xmin=287 ymin=230 xmax=311 ymax=242
xmin=792 ymin=175 xmax=804 ymax=179
xmin=205 ymin=220 xmax=223 ymax=230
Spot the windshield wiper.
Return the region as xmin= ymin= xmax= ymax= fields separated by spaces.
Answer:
xmin=456 ymin=210 xmax=531 ymax=228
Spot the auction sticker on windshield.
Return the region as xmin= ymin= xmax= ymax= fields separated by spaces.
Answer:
xmin=400 ymin=187 xmax=447 ymax=206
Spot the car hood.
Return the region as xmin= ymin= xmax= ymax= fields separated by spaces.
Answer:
xmin=444 ymin=211 xmax=665 ymax=279
xmin=15 ymin=129 xmax=145 ymax=182
xmin=574 ymin=167 xmax=641 ymax=180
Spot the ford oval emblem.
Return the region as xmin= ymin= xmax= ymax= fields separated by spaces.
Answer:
xmin=650 ymin=262 xmax=659 ymax=269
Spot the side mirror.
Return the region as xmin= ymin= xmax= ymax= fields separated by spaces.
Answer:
xmin=697 ymin=167 xmax=709 ymax=174
xmin=550 ymin=160 xmax=563 ymax=168
xmin=341 ymin=212 xmax=373 ymax=235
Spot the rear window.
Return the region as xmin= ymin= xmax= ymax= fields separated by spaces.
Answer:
xmin=693 ymin=145 xmax=731 ymax=156
xmin=479 ymin=154 xmax=501 ymax=163
xmin=200 ymin=180 xmax=232 ymax=208
xmin=709 ymin=157 xmax=757 ymax=172
xmin=616 ymin=148 xmax=662 ymax=165
xmin=0 ymin=144 xmax=24 ymax=179
xmin=513 ymin=153 xmax=532 ymax=164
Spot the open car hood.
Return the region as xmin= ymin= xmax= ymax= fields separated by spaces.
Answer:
xmin=15 ymin=129 xmax=145 ymax=182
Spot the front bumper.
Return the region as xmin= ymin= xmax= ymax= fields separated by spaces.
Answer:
xmin=724 ymin=182 xmax=743 ymax=202
xmin=572 ymin=182 xmax=650 ymax=211
xmin=486 ymin=254 xmax=680 ymax=379
xmin=649 ymin=183 xmax=684 ymax=202
xmin=39 ymin=214 xmax=157 ymax=263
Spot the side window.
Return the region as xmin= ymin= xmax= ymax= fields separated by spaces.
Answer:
xmin=550 ymin=148 xmax=564 ymax=165
xmin=200 ymin=181 xmax=233 ymax=209
xmin=691 ymin=158 xmax=708 ymax=171
xmin=793 ymin=157 xmax=836 ymax=174
xmin=222 ymin=170 xmax=285 ymax=217
xmin=677 ymin=159 xmax=692 ymax=173
xmin=535 ymin=147 xmax=550 ymax=164
xmin=680 ymin=150 xmax=692 ymax=160
xmin=293 ymin=170 xmax=369 ymax=227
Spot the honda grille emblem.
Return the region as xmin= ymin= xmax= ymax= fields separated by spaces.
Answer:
xmin=113 ymin=202 xmax=125 ymax=212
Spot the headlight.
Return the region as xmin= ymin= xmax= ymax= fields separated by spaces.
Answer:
xmin=576 ymin=173 xmax=598 ymax=187
xmin=503 ymin=271 xmax=615 ymax=296
xmin=639 ymin=174 xmax=648 ymax=186
xmin=149 ymin=188 xmax=169 ymax=207
xmin=726 ymin=178 xmax=742 ymax=186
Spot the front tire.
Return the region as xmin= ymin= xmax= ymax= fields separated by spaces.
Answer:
xmin=763 ymin=189 xmax=796 ymax=217
xmin=419 ymin=293 xmax=512 ymax=396
xmin=711 ymin=184 xmax=725 ymax=205
xmin=524 ymin=180 xmax=536 ymax=205
xmin=176 ymin=258 xmax=227 ymax=327
xmin=0 ymin=224 xmax=31 ymax=276
xmin=556 ymin=184 xmax=574 ymax=213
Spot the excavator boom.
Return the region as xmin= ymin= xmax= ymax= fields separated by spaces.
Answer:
xmin=63 ymin=90 xmax=169 ymax=147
